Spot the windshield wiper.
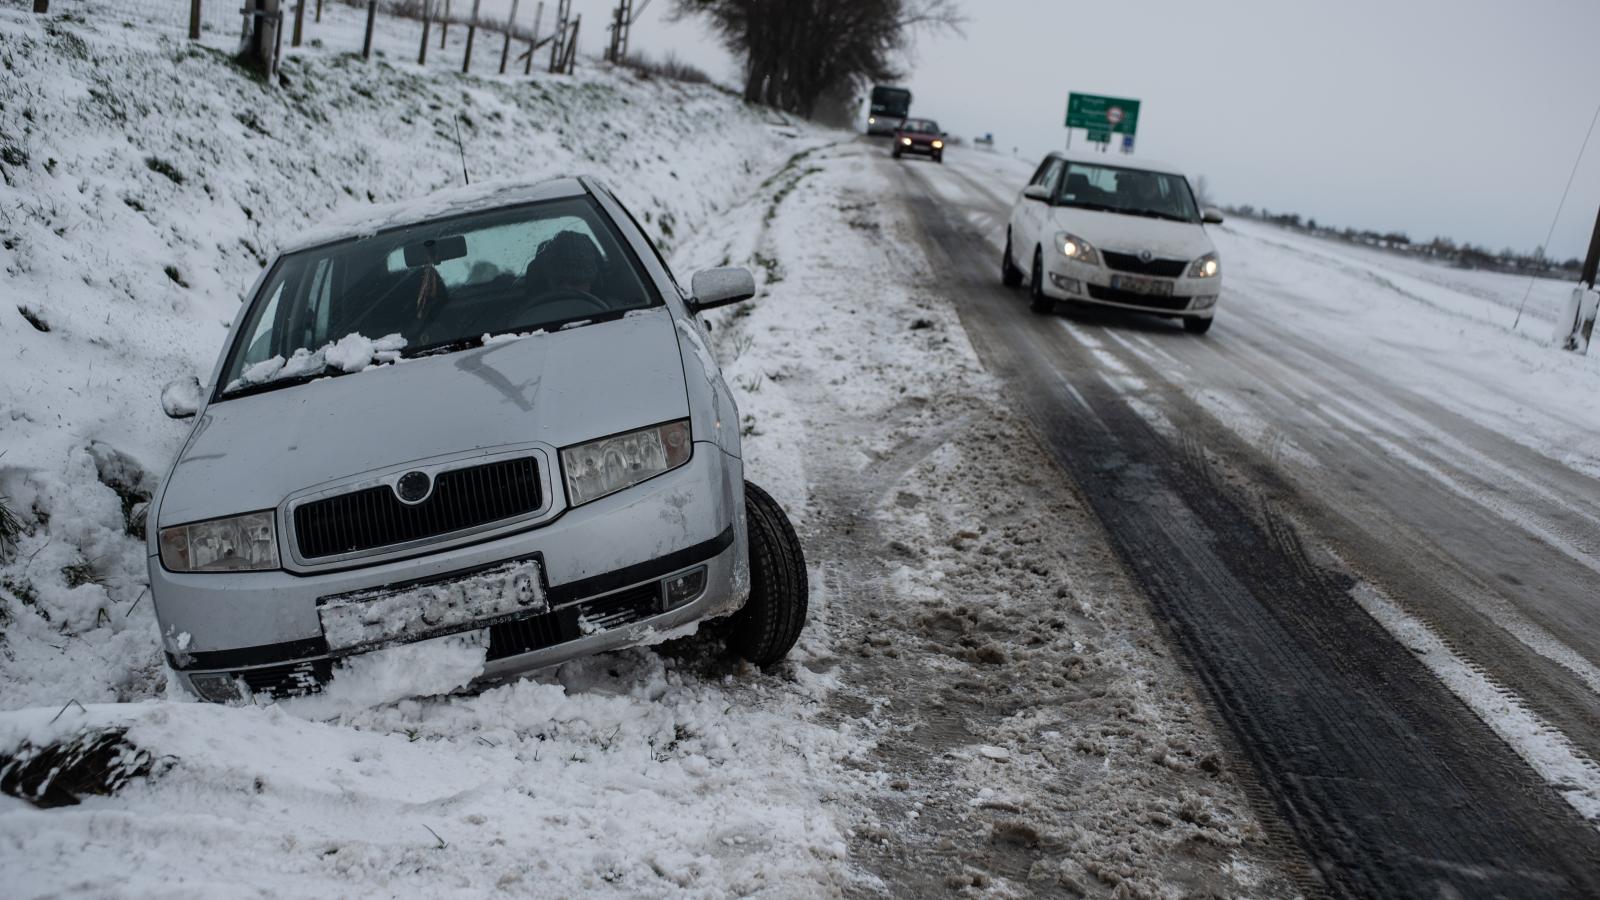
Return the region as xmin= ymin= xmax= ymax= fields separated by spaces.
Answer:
xmin=1125 ymin=209 xmax=1194 ymax=223
xmin=219 ymin=367 xmax=347 ymax=400
xmin=406 ymin=337 xmax=482 ymax=359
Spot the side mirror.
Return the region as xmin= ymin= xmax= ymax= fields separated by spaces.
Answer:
xmin=1202 ymin=208 xmax=1225 ymax=225
xmin=1022 ymin=185 xmax=1051 ymax=203
xmin=161 ymin=375 xmax=202 ymax=419
xmin=689 ymin=267 xmax=757 ymax=313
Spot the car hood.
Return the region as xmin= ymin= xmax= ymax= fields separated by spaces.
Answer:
xmin=1048 ymin=206 xmax=1214 ymax=259
xmin=158 ymin=308 xmax=689 ymax=527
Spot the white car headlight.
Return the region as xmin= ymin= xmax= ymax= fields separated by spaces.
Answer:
xmin=1056 ymin=232 xmax=1100 ymax=266
xmin=1188 ymin=253 xmax=1220 ymax=278
xmin=159 ymin=511 xmax=279 ymax=573
xmin=561 ymin=420 xmax=692 ymax=507
xmin=900 ymin=137 xmax=912 ymax=146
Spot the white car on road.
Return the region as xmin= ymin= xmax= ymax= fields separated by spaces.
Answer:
xmin=1002 ymin=152 xmax=1225 ymax=333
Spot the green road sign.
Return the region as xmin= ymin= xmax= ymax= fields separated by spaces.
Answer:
xmin=1086 ymin=129 xmax=1112 ymax=143
xmin=1066 ymin=93 xmax=1141 ymax=136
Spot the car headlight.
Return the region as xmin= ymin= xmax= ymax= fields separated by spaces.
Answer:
xmin=869 ymin=116 xmax=877 ymax=124
xmin=1188 ymin=253 xmax=1220 ymax=278
xmin=900 ymin=137 xmax=912 ymax=146
xmin=932 ymin=140 xmax=944 ymax=149
xmin=561 ymin=420 xmax=692 ymax=507
xmin=1056 ymin=232 xmax=1100 ymax=266
xmin=159 ymin=511 xmax=279 ymax=572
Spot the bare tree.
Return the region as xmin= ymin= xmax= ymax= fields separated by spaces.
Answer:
xmin=673 ymin=0 xmax=962 ymax=118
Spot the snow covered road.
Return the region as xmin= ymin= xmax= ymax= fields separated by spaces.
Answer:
xmin=893 ymin=145 xmax=1600 ymax=895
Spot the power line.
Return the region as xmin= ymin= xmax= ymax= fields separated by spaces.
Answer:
xmin=1513 ymin=96 xmax=1600 ymax=330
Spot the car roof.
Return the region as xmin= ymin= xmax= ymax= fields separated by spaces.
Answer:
xmin=280 ymin=176 xmax=590 ymax=255
xmin=1045 ymin=150 xmax=1188 ymax=178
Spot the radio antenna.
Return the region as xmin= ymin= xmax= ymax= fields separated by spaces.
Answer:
xmin=452 ymin=115 xmax=471 ymax=186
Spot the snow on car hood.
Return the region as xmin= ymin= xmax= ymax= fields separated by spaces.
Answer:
xmin=1049 ymin=206 xmax=1215 ymax=260
xmin=157 ymin=308 xmax=689 ymax=527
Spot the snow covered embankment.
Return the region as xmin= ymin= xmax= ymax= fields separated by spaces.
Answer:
xmin=0 ymin=7 xmax=877 ymax=897
xmin=0 ymin=4 xmax=792 ymax=706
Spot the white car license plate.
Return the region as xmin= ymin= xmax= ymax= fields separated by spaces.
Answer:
xmin=1111 ymin=274 xmax=1173 ymax=297
xmin=318 ymin=558 xmax=548 ymax=651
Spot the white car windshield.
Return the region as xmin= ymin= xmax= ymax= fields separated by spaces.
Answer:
xmin=1056 ymin=162 xmax=1200 ymax=224
xmin=218 ymin=197 xmax=657 ymax=399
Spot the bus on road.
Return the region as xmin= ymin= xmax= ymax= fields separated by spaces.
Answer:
xmin=867 ymin=85 xmax=912 ymax=136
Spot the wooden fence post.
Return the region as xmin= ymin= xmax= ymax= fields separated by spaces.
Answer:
xmin=462 ymin=0 xmax=480 ymax=73
xmin=524 ymin=1 xmax=542 ymax=75
xmin=361 ymin=0 xmax=376 ymax=59
xmin=188 ymin=0 xmax=200 ymax=39
xmin=563 ymin=14 xmax=578 ymax=74
xmin=499 ymin=0 xmax=519 ymax=75
xmin=291 ymin=0 xmax=305 ymax=47
xmin=315 ymin=0 xmax=322 ymax=23
xmin=32 ymin=0 xmax=48 ymax=13
xmin=418 ymin=0 xmax=431 ymax=65
xmin=440 ymin=0 xmax=450 ymax=49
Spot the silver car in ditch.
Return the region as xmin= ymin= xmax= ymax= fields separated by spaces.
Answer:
xmin=149 ymin=176 xmax=807 ymax=702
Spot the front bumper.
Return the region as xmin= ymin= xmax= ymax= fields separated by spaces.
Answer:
xmin=152 ymin=447 xmax=749 ymax=700
xmin=894 ymin=141 xmax=941 ymax=155
xmin=1039 ymin=255 xmax=1219 ymax=318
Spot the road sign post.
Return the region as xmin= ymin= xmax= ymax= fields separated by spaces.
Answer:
xmin=1066 ymin=92 xmax=1141 ymax=153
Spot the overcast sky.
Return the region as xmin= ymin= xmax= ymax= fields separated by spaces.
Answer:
xmin=556 ymin=0 xmax=1600 ymax=259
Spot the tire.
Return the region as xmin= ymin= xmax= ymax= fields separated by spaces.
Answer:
xmin=728 ymin=481 xmax=808 ymax=666
xmin=1029 ymin=250 xmax=1053 ymax=314
xmin=1001 ymin=232 xmax=1023 ymax=288
xmin=892 ymin=150 xmax=902 ymax=159
xmin=933 ymin=152 xmax=943 ymax=164
xmin=1184 ymin=316 xmax=1214 ymax=335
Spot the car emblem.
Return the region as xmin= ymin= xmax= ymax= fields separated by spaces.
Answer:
xmin=395 ymin=471 xmax=433 ymax=505
xmin=1138 ymin=249 xmax=1154 ymax=263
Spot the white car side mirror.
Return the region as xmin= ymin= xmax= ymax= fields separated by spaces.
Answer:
xmin=1022 ymin=185 xmax=1051 ymax=203
xmin=690 ymin=267 xmax=757 ymax=312
xmin=1202 ymin=208 xmax=1225 ymax=225
xmin=161 ymin=375 xmax=203 ymax=419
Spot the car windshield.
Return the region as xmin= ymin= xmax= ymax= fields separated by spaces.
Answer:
xmin=217 ymin=196 xmax=657 ymax=399
xmin=1056 ymin=162 xmax=1200 ymax=223
xmin=900 ymin=119 xmax=939 ymax=133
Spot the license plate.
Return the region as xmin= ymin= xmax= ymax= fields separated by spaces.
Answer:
xmin=1110 ymin=274 xmax=1173 ymax=297
xmin=318 ymin=558 xmax=547 ymax=652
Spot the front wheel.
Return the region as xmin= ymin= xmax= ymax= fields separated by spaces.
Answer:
xmin=1184 ymin=316 xmax=1214 ymax=335
xmin=728 ymin=481 xmax=808 ymax=666
xmin=1029 ymin=250 xmax=1053 ymax=314
xmin=1001 ymin=233 xmax=1023 ymax=288
xmin=933 ymin=152 xmax=943 ymax=164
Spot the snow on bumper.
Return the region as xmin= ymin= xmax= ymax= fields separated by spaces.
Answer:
xmin=318 ymin=558 xmax=547 ymax=652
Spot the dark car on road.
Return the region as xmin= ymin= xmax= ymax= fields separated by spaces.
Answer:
xmin=893 ymin=118 xmax=945 ymax=163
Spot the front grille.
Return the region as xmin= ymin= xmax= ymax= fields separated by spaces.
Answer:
xmin=294 ymin=457 xmax=541 ymax=560
xmin=487 ymin=583 xmax=661 ymax=661
xmin=1087 ymin=284 xmax=1192 ymax=312
xmin=235 ymin=659 xmax=334 ymax=698
xmin=1102 ymin=251 xmax=1188 ymax=278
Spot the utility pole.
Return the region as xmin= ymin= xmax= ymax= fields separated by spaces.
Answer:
xmin=1578 ymin=203 xmax=1600 ymax=350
